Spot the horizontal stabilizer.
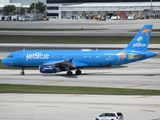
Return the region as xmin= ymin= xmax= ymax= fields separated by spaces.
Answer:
xmin=133 ymin=54 xmax=146 ymax=59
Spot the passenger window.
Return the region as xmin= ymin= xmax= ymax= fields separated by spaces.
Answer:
xmin=105 ymin=113 xmax=109 ymax=116
xmin=110 ymin=113 xmax=116 ymax=116
xmin=107 ymin=113 xmax=115 ymax=116
xmin=117 ymin=113 xmax=123 ymax=116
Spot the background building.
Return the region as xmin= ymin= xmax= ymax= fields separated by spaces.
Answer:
xmin=46 ymin=0 xmax=160 ymax=3
xmin=0 ymin=0 xmax=160 ymax=20
xmin=46 ymin=0 xmax=160 ymax=19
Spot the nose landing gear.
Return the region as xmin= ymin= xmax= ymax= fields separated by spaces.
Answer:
xmin=20 ymin=67 xmax=25 ymax=75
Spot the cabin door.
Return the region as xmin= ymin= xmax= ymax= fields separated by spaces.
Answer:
xmin=17 ymin=52 xmax=23 ymax=62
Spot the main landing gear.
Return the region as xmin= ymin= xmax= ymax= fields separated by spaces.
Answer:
xmin=67 ymin=71 xmax=73 ymax=76
xmin=75 ymin=69 xmax=81 ymax=75
xmin=19 ymin=67 xmax=81 ymax=76
xmin=20 ymin=67 xmax=25 ymax=75
xmin=66 ymin=69 xmax=82 ymax=76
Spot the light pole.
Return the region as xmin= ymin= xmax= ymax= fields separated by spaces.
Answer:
xmin=16 ymin=7 xmax=17 ymax=21
xmin=151 ymin=0 xmax=152 ymax=14
xmin=34 ymin=0 xmax=36 ymax=21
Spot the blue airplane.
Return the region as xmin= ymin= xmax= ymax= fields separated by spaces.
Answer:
xmin=1 ymin=24 xmax=156 ymax=76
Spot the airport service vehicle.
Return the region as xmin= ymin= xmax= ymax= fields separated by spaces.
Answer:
xmin=110 ymin=15 xmax=121 ymax=20
xmin=94 ymin=112 xmax=124 ymax=120
xmin=128 ymin=15 xmax=135 ymax=20
xmin=1 ymin=24 xmax=156 ymax=76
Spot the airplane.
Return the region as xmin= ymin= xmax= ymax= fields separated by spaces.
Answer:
xmin=1 ymin=24 xmax=156 ymax=76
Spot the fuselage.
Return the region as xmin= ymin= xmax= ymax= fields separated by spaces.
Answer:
xmin=2 ymin=49 xmax=156 ymax=68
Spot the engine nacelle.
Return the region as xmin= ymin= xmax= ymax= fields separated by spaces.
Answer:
xmin=39 ymin=65 xmax=61 ymax=73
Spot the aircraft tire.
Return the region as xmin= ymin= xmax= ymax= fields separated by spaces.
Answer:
xmin=75 ymin=69 xmax=81 ymax=75
xmin=67 ymin=71 xmax=73 ymax=76
xmin=20 ymin=72 xmax=25 ymax=75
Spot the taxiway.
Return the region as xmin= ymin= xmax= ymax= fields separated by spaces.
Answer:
xmin=0 ymin=19 xmax=160 ymax=120
xmin=0 ymin=94 xmax=160 ymax=120
xmin=0 ymin=58 xmax=160 ymax=90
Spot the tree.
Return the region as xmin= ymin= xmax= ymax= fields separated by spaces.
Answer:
xmin=3 ymin=5 xmax=16 ymax=15
xmin=20 ymin=8 xmax=25 ymax=15
xmin=28 ymin=1 xmax=46 ymax=14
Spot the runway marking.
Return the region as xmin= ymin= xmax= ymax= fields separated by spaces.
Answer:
xmin=140 ymin=109 xmax=155 ymax=112
xmin=8 ymin=93 xmax=23 ymax=96
xmin=151 ymin=118 xmax=160 ymax=120
xmin=42 ymin=80 xmax=66 ymax=85
xmin=126 ymin=84 xmax=149 ymax=88
xmin=135 ymin=96 xmax=150 ymax=98
xmin=37 ymin=105 xmax=59 ymax=108
xmin=68 ymin=94 xmax=83 ymax=97
xmin=0 ymin=104 xmax=7 ymax=106
xmin=89 ymin=107 xmax=112 ymax=109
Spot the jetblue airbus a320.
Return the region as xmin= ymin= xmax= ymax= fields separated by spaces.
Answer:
xmin=2 ymin=24 xmax=156 ymax=76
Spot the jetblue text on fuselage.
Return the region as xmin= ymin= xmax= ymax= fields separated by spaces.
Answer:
xmin=26 ymin=53 xmax=49 ymax=61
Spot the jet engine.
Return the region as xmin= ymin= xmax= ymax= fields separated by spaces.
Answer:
xmin=39 ymin=65 xmax=61 ymax=73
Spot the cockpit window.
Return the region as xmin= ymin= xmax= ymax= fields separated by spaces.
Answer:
xmin=7 ymin=55 xmax=13 ymax=58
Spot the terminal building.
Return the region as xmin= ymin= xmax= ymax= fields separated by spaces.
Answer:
xmin=0 ymin=0 xmax=160 ymax=19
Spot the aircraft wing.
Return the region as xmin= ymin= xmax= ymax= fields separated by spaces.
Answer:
xmin=44 ymin=59 xmax=75 ymax=68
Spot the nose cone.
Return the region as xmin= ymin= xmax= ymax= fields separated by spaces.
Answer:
xmin=1 ymin=58 xmax=7 ymax=66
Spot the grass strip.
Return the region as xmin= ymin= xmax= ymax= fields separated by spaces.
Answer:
xmin=0 ymin=35 xmax=160 ymax=44
xmin=0 ymin=28 xmax=107 ymax=31
xmin=0 ymin=84 xmax=160 ymax=95
xmin=131 ymin=29 xmax=160 ymax=32
xmin=0 ymin=28 xmax=160 ymax=31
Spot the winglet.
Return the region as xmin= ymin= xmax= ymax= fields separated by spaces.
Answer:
xmin=124 ymin=24 xmax=153 ymax=51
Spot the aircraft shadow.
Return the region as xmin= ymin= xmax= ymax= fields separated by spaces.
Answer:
xmin=42 ymin=74 xmax=78 ymax=78
xmin=80 ymin=72 xmax=160 ymax=76
xmin=8 ymin=71 xmax=160 ymax=77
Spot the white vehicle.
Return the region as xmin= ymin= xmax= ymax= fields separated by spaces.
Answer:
xmin=94 ymin=112 xmax=124 ymax=120
xmin=128 ymin=15 xmax=135 ymax=20
xmin=111 ymin=15 xmax=121 ymax=20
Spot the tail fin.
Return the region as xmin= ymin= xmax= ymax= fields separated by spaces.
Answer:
xmin=124 ymin=24 xmax=152 ymax=51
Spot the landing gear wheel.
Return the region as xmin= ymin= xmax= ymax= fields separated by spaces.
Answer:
xmin=20 ymin=72 xmax=25 ymax=75
xmin=75 ymin=69 xmax=81 ymax=75
xmin=20 ymin=67 xmax=25 ymax=75
xmin=67 ymin=71 xmax=73 ymax=76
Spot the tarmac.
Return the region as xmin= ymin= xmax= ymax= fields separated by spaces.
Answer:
xmin=0 ymin=57 xmax=160 ymax=120
xmin=0 ymin=18 xmax=160 ymax=120
xmin=0 ymin=57 xmax=160 ymax=90
xmin=0 ymin=19 xmax=160 ymax=36
xmin=0 ymin=94 xmax=160 ymax=120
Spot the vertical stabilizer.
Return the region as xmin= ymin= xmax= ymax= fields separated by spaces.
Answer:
xmin=124 ymin=24 xmax=152 ymax=51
